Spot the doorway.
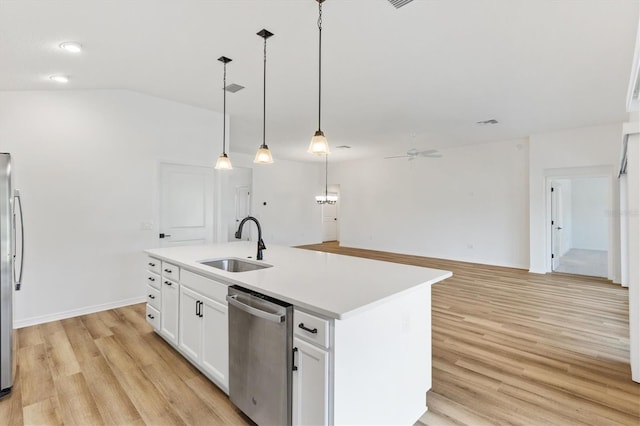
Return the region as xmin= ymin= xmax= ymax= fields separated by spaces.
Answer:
xmin=321 ymin=184 xmax=339 ymax=242
xmin=217 ymin=167 xmax=252 ymax=242
xmin=158 ymin=162 xmax=215 ymax=247
xmin=550 ymin=177 xmax=609 ymax=277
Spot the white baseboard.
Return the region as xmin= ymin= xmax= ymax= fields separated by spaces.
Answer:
xmin=14 ymin=296 xmax=147 ymax=329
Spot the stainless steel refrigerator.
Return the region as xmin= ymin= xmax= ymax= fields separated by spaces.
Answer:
xmin=0 ymin=153 xmax=23 ymax=398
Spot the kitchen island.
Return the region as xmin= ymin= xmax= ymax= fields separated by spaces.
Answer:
xmin=145 ymin=241 xmax=451 ymax=425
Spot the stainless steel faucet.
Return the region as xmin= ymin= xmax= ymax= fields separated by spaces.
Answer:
xmin=234 ymin=216 xmax=266 ymax=260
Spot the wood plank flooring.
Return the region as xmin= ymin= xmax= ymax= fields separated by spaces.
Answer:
xmin=0 ymin=241 xmax=638 ymax=425
xmin=0 ymin=303 xmax=251 ymax=426
xmin=300 ymin=242 xmax=640 ymax=425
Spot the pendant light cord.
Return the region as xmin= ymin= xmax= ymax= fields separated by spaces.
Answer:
xmin=317 ymin=0 xmax=322 ymax=132
xmin=263 ymin=36 xmax=267 ymax=147
xmin=222 ymin=61 xmax=227 ymax=155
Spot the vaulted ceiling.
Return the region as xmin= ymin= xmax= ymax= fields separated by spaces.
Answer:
xmin=1 ymin=0 xmax=638 ymax=162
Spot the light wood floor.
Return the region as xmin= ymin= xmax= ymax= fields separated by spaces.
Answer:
xmin=301 ymin=242 xmax=639 ymax=425
xmin=1 ymin=242 xmax=638 ymax=425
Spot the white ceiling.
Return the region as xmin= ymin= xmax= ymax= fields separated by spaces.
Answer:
xmin=1 ymin=0 xmax=638 ymax=162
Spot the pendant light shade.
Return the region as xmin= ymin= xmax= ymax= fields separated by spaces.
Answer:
xmin=254 ymin=29 xmax=274 ymax=165
xmin=308 ymin=0 xmax=330 ymax=156
xmin=309 ymin=130 xmax=330 ymax=155
xmin=214 ymin=56 xmax=233 ymax=170
xmin=254 ymin=145 xmax=274 ymax=163
xmin=215 ymin=153 xmax=233 ymax=170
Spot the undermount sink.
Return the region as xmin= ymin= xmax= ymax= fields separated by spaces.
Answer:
xmin=199 ymin=258 xmax=272 ymax=273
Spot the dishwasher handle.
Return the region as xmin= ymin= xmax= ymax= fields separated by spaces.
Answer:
xmin=226 ymin=294 xmax=285 ymax=323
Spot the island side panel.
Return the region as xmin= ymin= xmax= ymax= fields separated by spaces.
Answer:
xmin=332 ymin=283 xmax=431 ymax=425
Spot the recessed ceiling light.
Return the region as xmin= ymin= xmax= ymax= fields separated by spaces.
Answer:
xmin=49 ymin=75 xmax=69 ymax=83
xmin=59 ymin=41 xmax=82 ymax=53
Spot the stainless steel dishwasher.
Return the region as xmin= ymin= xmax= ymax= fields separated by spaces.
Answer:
xmin=226 ymin=285 xmax=293 ymax=426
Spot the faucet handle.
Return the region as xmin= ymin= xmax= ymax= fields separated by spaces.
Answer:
xmin=258 ymin=239 xmax=266 ymax=250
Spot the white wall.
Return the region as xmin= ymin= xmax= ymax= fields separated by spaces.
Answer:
xmin=223 ymin=152 xmax=323 ymax=247
xmin=571 ymin=177 xmax=609 ymax=250
xmin=331 ymin=138 xmax=530 ymax=268
xmin=529 ymin=124 xmax=621 ymax=276
xmin=0 ymin=90 xmax=321 ymax=327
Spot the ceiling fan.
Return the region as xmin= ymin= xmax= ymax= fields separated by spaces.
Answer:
xmin=384 ymin=148 xmax=443 ymax=161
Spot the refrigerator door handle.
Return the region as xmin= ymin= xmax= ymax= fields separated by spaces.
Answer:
xmin=13 ymin=190 xmax=23 ymax=291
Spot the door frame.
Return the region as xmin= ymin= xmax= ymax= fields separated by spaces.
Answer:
xmin=543 ymin=166 xmax=618 ymax=280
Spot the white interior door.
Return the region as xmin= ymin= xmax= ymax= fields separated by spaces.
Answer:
xmin=235 ymin=185 xmax=251 ymax=240
xmin=218 ymin=167 xmax=252 ymax=242
xmin=159 ymin=163 xmax=214 ymax=247
xmin=551 ymin=185 xmax=563 ymax=270
xmin=322 ymin=201 xmax=338 ymax=242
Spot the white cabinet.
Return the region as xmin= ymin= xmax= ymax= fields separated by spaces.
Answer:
xmin=293 ymin=309 xmax=331 ymax=426
xmin=145 ymin=257 xmax=161 ymax=330
xmin=146 ymin=304 xmax=160 ymax=330
xmin=146 ymin=256 xmax=161 ymax=275
xmin=160 ymin=261 xmax=180 ymax=344
xmin=293 ymin=337 xmax=329 ymax=426
xmin=179 ymin=270 xmax=229 ymax=392
xmin=201 ymin=296 xmax=228 ymax=388
xmin=179 ymin=286 xmax=201 ymax=361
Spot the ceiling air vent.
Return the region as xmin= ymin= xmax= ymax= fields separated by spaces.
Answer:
xmin=225 ymin=83 xmax=245 ymax=93
xmin=387 ymin=0 xmax=414 ymax=8
xmin=476 ymin=119 xmax=499 ymax=125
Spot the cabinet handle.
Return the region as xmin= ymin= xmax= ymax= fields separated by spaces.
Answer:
xmin=298 ymin=323 xmax=318 ymax=334
xmin=147 ymin=314 xmax=155 ymax=320
xmin=292 ymin=347 xmax=298 ymax=371
xmin=164 ymin=269 xmax=172 ymax=273
xmin=164 ymin=281 xmax=172 ymax=286
xmin=148 ymin=262 xmax=156 ymax=267
xmin=148 ymin=294 xmax=155 ymax=299
xmin=148 ymin=277 xmax=155 ymax=282
xmin=195 ymin=300 xmax=200 ymax=317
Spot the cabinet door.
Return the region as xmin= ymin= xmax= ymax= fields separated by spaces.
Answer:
xmin=160 ymin=278 xmax=180 ymax=344
xmin=293 ymin=337 xmax=329 ymax=426
xmin=201 ymin=296 xmax=228 ymax=391
xmin=179 ymin=286 xmax=202 ymax=362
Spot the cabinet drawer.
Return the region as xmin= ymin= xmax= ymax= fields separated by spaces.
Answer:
xmin=146 ymin=285 xmax=160 ymax=310
xmin=162 ymin=261 xmax=180 ymax=282
xmin=161 ymin=277 xmax=178 ymax=289
xmin=146 ymin=305 xmax=160 ymax=330
xmin=147 ymin=257 xmax=161 ymax=275
xmin=180 ymin=269 xmax=227 ymax=304
xmin=294 ymin=310 xmax=330 ymax=349
xmin=146 ymin=271 xmax=160 ymax=290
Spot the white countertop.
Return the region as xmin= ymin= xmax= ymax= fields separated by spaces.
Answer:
xmin=145 ymin=242 xmax=452 ymax=320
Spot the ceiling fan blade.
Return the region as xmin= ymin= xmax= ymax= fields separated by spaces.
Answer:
xmin=420 ymin=153 xmax=443 ymax=158
xmin=418 ymin=149 xmax=438 ymax=155
xmin=384 ymin=155 xmax=410 ymax=159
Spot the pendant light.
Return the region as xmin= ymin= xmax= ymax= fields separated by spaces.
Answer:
xmin=215 ymin=56 xmax=233 ymax=170
xmin=316 ymin=153 xmax=337 ymax=204
xmin=254 ymin=29 xmax=274 ymax=164
xmin=308 ymin=0 xmax=330 ymax=156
